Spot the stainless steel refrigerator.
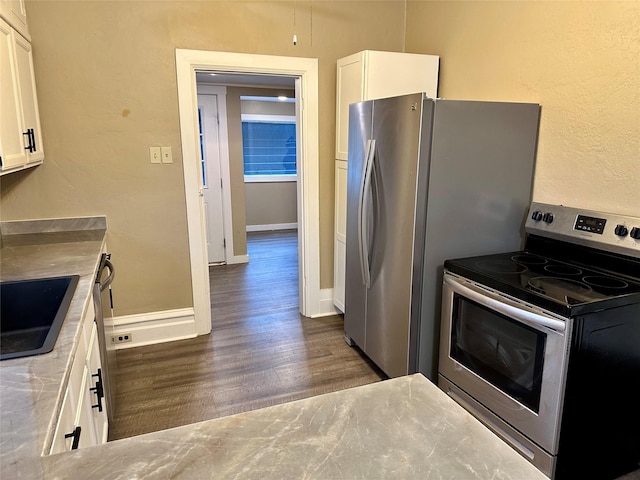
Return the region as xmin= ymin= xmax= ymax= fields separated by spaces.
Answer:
xmin=344 ymin=93 xmax=540 ymax=380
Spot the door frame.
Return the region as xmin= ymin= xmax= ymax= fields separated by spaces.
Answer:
xmin=176 ymin=49 xmax=320 ymax=334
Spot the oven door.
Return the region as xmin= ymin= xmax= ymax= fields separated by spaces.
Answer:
xmin=438 ymin=272 xmax=571 ymax=457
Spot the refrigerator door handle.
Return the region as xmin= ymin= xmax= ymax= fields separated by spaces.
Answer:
xmin=357 ymin=139 xmax=371 ymax=287
xmin=358 ymin=139 xmax=375 ymax=288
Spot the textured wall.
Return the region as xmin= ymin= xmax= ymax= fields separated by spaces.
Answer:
xmin=406 ymin=1 xmax=640 ymax=216
xmin=0 ymin=1 xmax=405 ymax=316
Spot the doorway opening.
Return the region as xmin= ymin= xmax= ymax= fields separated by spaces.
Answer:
xmin=196 ymin=74 xmax=299 ymax=266
xmin=175 ymin=50 xmax=321 ymax=334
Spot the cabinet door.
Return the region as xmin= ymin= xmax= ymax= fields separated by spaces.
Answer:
xmin=49 ymin=387 xmax=76 ymax=455
xmin=49 ymin=298 xmax=105 ymax=454
xmin=0 ymin=18 xmax=26 ymax=171
xmin=13 ymin=31 xmax=42 ymax=164
xmin=333 ymin=160 xmax=348 ymax=312
xmin=335 ymin=53 xmax=363 ymax=160
xmin=0 ymin=0 xmax=28 ymax=40
xmin=86 ymin=321 xmax=108 ymax=444
xmin=364 ymin=51 xmax=439 ymax=101
xmin=75 ymin=363 xmax=98 ymax=449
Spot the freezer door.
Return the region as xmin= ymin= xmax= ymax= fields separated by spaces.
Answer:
xmin=344 ymin=100 xmax=373 ymax=348
xmin=365 ymin=94 xmax=424 ymax=378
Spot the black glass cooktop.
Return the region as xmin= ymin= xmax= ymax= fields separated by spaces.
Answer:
xmin=444 ymin=251 xmax=640 ymax=317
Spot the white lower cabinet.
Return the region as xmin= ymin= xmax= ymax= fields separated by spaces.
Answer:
xmin=50 ymin=388 xmax=76 ymax=454
xmin=50 ymin=298 xmax=108 ymax=454
xmin=86 ymin=322 xmax=108 ymax=444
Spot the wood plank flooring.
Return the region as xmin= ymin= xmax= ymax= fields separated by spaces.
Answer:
xmin=108 ymin=230 xmax=385 ymax=441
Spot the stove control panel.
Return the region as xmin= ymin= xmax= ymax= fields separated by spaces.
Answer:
xmin=576 ymin=215 xmax=606 ymax=234
xmin=525 ymin=202 xmax=640 ymax=257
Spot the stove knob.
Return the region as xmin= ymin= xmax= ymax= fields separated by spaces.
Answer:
xmin=542 ymin=212 xmax=554 ymax=224
xmin=615 ymin=224 xmax=629 ymax=237
xmin=531 ymin=211 xmax=543 ymax=221
xmin=630 ymin=227 xmax=640 ymax=240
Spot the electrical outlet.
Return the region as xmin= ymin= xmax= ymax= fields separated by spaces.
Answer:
xmin=112 ymin=333 xmax=132 ymax=344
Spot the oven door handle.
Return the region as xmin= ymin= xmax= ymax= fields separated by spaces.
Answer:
xmin=444 ymin=275 xmax=566 ymax=333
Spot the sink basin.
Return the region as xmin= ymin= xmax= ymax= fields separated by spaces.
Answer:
xmin=1 ymin=275 xmax=80 ymax=361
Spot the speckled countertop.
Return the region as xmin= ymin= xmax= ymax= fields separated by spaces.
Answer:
xmin=0 ymin=219 xmax=548 ymax=480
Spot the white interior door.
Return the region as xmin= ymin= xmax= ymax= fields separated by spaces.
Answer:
xmin=198 ymin=94 xmax=226 ymax=264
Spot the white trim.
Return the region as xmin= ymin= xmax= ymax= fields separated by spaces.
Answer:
xmin=226 ymin=254 xmax=249 ymax=265
xmin=241 ymin=95 xmax=295 ymax=103
xmin=244 ymin=174 xmax=297 ymax=183
xmin=310 ymin=288 xmax=341 ymax=318
xmin=241 ymin=114 xmax=297 ymax=123
xmin=176 ymin=50 xmax=321 ymax=329
xmin=111 ymin=308 xmax=198 ymax=349
xmin=197 ymin=85 xmax=227 ymax=95
xmin=246 ymin=223 xmax=298 ymax=232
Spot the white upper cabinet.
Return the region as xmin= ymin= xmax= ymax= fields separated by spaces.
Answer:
xmin=335 ymin=50 xmax=439 ymax=160
xmin=0 ymin=11 xmax=43 ymax=176
xmin=0 ymin=0 xmax=28 ymax=40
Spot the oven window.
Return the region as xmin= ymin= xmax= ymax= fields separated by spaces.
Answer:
xmin=451 ymin=294 xmax=546 ymax=412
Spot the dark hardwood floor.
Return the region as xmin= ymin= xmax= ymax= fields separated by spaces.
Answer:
xmin=108 ymin=230 xmax=385 ymax=441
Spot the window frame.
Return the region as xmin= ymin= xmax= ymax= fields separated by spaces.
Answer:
xmin=241 ymin=113 xmax=298 ymax=183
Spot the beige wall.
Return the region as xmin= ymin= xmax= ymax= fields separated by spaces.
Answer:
xmin=406 ymin=1 xmax=640 ymax=216
xmin=0 ymin=1 xmax=405 ymax=316
xmin=245 ymin=182 xmax=298 ymax=227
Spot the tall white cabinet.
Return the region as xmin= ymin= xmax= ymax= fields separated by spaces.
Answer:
xmin=0 ymin=2 xmax=44 ymax=176
xmin=333 ymin=50 xmax=439 ymax=312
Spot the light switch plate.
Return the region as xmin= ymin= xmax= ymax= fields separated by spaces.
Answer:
xmin=149 ymin=146 xmax=161 ymax=164
xmin=161 ymin=146 xmax=173 ymax=164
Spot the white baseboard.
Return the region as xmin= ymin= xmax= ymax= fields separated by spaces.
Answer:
xmin=309 ymin=288 xmax=341 ymax=318
xmin=110 ymin=290 xmax=339 ymax=351
xmin=226 ymin=254 xmax=249 ymax=265
xmin=111 ymin=308 xmax=198 ymax=350
xmin=246 ymin=223 xmax=298 ymax=232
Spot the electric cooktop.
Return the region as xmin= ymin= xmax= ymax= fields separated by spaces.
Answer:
xmin=444 ymin=202 xmax=640 ymax=317
xmin=445 ymin=251 xmax=640 ymax=317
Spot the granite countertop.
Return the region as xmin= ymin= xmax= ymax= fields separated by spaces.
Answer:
xmin=0 ymin=217 xmax=107 ymax=478
xmin=43 ymin=374 xmax=547 ymax=480
xmin=0 ymin=219 xmax=548 ymax=480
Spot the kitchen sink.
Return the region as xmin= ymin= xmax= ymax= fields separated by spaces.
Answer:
xmin=1 ymin=275 xmax=80 ymax=361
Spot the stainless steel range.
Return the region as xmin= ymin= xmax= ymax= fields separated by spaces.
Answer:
xmin=438 ymin=202 xmax=640 ymax=479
